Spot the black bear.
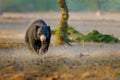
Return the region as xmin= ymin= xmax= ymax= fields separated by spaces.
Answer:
xmin=25 ymin=19 xmax=51 ymax=54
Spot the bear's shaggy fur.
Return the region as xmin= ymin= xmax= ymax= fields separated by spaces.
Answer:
xmin=25 ymin=19 xmax=51 ymax=54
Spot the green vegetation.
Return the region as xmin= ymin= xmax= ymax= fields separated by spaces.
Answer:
xmin=3 ymin=0 xmax=59 ymax=12
xmin=67 ymin=26 xmax=84 ymax=42
xmin=52 ymin=25 xmax=84 ymax=43
xmin=2 ymin=0 xmax=120 ymax=12
xmin=52 ymin=28 xmax=120 ymax=43
xmin=80 ymin=30 xmax=120 ymax=43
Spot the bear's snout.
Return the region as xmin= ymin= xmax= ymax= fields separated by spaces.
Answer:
xmin=40 ymin=34 xmax=46 ymax=42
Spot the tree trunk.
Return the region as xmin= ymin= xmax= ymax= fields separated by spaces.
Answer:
xmin=0 ymin=0 xmax=2 ymax=14
xmin=55 ymin=0 xmax=69 ymax=45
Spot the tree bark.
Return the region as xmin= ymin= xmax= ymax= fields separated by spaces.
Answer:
xmin=55 ymin=0 xmax=69 ymax=45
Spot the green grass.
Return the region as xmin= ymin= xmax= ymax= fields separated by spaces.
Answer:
xmin=80 ymin=30 xmax=120 ymax=43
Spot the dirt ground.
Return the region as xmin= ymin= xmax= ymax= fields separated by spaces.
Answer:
xmin=0 ymin=12 xmax=120 ymax=80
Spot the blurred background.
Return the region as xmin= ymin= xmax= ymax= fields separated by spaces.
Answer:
xmin=1 ymin=0 xmax=120 ymax=12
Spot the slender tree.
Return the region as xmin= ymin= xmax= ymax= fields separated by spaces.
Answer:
xmin=55 ymin=0 xmax=70 ymax=45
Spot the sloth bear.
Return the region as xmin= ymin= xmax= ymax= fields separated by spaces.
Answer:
xmin=25 ymin=19 xmax=51 ymax=54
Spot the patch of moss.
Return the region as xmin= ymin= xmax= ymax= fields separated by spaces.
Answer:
xmin=67 ymin=26 xmax=82 ymax=36
xmin=80 ymin=30 xmax=120 ymax=43
xmin=52 ymin=27 xmax=120 ymax=44
xmin=52 ymin=25 xmax=84 ymax=43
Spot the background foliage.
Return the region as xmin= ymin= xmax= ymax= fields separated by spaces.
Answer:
xmin=2 ymin=0 xmax=120 ymax=12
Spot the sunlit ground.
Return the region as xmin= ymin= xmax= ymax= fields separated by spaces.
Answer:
xmin=0 ymin=12 xmax=120 ymax=80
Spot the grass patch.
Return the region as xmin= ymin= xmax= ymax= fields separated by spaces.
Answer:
xmin=80 ymin=30 xmax=120 ymax=43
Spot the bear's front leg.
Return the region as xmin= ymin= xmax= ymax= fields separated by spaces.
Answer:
xmin=39 ymin=49 xmax=42 ymax=55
